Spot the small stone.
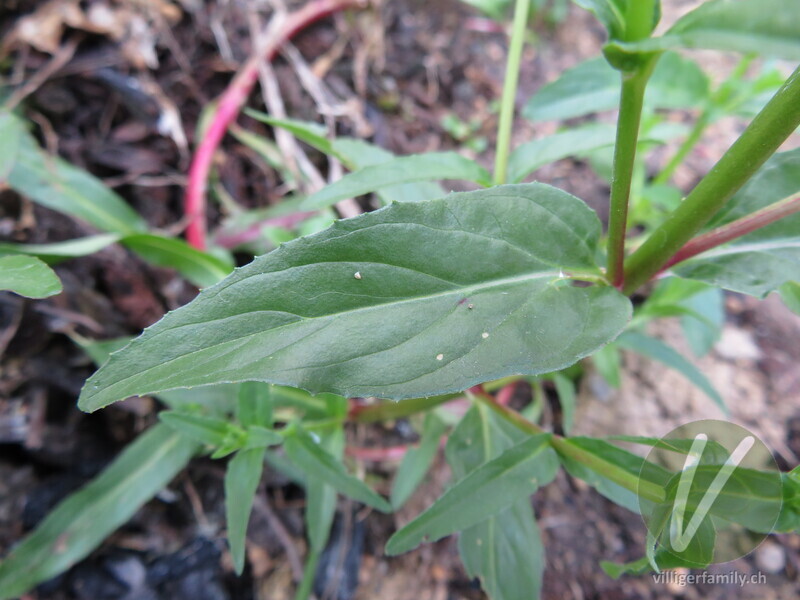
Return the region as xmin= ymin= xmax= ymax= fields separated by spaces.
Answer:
xmin=756 ymin=540 xmax=785 ymax=573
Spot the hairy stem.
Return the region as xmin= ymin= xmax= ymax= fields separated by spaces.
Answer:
xmin=623 ymin=63 xmax=800 ymax=294
xmin=493 ymin=0 xmax=530 ymax=185
xmin=663 ymin=193 xmax=800 ymax=269
xmin=184 ymin=0 xmax=364 ymax=249
xmin=606 ymin=65 xmax=655 ymax=288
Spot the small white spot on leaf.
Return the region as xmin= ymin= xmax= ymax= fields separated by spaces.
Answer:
xmin=354 ymin=271 xmax=362 ymax=280
xmin=481 ymin=332 xmax=489 ymax=339
xmin=436 ymin=353 xmax=444 ymax=361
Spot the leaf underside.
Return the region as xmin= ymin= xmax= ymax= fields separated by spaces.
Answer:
xmin=79 ymin=184 xmax=631 ymax=411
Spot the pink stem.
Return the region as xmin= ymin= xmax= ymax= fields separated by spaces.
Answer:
xmin=663 ymin=193 xmax=800 ymax=270
xmin=184 ymin=0 xmax=365 ymax=249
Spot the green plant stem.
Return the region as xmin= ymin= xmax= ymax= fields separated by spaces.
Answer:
xmin=349 ymin=377 xmax=518 ymax=423
xmin=653 ymin=55 xmax=755 ymax=186
xmin=623 ymin=63 xmax=800 ymax=295
xmin=624 ymin=0 xmax=656 ymax=41
xmin=470 ymin=387 xmax=665 ymax=503
xmin=606 ymin=65 xmax=655 ymax=288
xmin=493 ymin=0 xmax=530 ymax=185
xmin=294 ymin=549 xmax=320 ymax=600
xmin=663 ymin=193 xmax=800 ymax=269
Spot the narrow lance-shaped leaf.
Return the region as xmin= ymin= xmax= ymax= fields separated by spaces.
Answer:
xmin=0 ymin=424 xmax=198 ymax=600
xmin=244 ymin=111 xmax=445 ymax=204
xmin=385 ymin=433 xmax=557 ymax=555
xmin=523 ymin=52 xmax=708 ymax=123
xmin=225 ymin=446 xmax=266 ymax=574
xmin=0 ymin=255 xmax=62 ymax=298
xmin=0 ymin=110 xmax=22 ymax=182
xmin=8 ymin=123 xmax=147 ymax=235
xmin=673 ymin=150 xmax=800 ymax=298
xmin=305 ymin=426 xmax=344 ymax=551
xmin=78 ymin=184 xmax=632 ymax=411
xmin=284 ymin=427 xmax=391 ymax=513
xmin=390 ymin=412 xmax=448 ymax=509
xmin=300 ymin=152 xmax=492 ymax=210
xmin=617 ymin=331 xmax=726 ymax=413
xmin=447 ymin=406 xmax=548 ymax=600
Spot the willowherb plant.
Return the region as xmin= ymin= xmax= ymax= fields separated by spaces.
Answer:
xmin=2 ymin=1 xmax=800 ymax=599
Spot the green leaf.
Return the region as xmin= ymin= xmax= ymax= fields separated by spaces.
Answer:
xmin=572 ymin=0 xmax=628 ymax=39
xmin=592 ymin=342 xmax=621 ymax=388
xmin=617 ymin=331 xmax=725 ymax=412
xmin=244 ymin=112 xmax=445 ymax=204
xmin=305 ymin=426 xmax=343 ymax=551
xmin=242 ymin=426 xmax=283 ymax=449
xmin=0 ymin=255 xmax=62 ymax=298
xmin=605 ymin=0 xmax=800 ymax=61
xmin=300 ymin=152 xmax=491 ymax=210
xmin=507 ymin=124 xmax=618 ymax=183
xmin=237 ymin=381 xmax=273 ymax=428
xmin=679 ymin=287 xmax=724 ymax=357
xmin=121 ymin=234 xmax=233 ymax=288
xmin=779 ymin=281 xmax=800 ymax=315
xmin=0 ymin=233 xmax=232 ymax=288
xmin=447 ymin=406 xmax=546 ymax=600
xmin=385 ymin=433 xmax=557 ymax=555
xmin=0 ymin=234 xmax=122 ymax=260
xmin=0 ymin=424 xmax=198 ymax=600
xmin=0 ymin=110 xmax=22 ymax=182
xmin=557 ymin=436 xmax=670 ymax=512
xmin=78 ymin=183 xmax=632 ymax=411
xmin=552 ymin=372 xmax=576 ymax=434
xmin=523 ymin=52 xmax=709 ymax=122
xmin=673 ymin=150 xmax=800 ymax=298
xmin=8 ymin=126 xmax=147 ymax=235
xmin=225 ymin=447 xmax=266 ymax=574
xmin=284 ymin=427 xmax=391 ymax=513
xmin=159 ymin=410 xmax=240 ymax=447
xmin=390 ymin=413 xmax=447 ymax=509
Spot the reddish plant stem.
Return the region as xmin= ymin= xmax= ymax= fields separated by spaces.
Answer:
xmin=494 ymin=381 xmax=518 ymax=407
xmin=184 ymin=0 xmax=365 ymax=249
xmin=663 ymin=193 xmax=800 ymax=270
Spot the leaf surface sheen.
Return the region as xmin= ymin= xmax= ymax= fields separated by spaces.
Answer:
xmin=79 ymin=184 xmax=631 ymax=411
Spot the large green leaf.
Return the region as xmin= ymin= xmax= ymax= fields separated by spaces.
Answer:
xmin=300 ymin=152 xmax=491 ymax=210
xmin=0 ymin=424 xmax=198 ymax=600
xmin=605 ymin=0 xmax=800 ymax=61
xmin=447 ymin=406 xmax=546 ymax=600
xmin=673 ymin=150 xmax=800 ymax=298
xmin=0 ymin=255 xmax=62 ymax=298
xmin=385 ymin=432 xmax=556 ymax=555
xmin=7 ymin=124 xmax=147 ymax=235
xmin=523 ymin=52 xmax=709 ymax=122
xmin=78 ymin=184 xmax=632 ymax=411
